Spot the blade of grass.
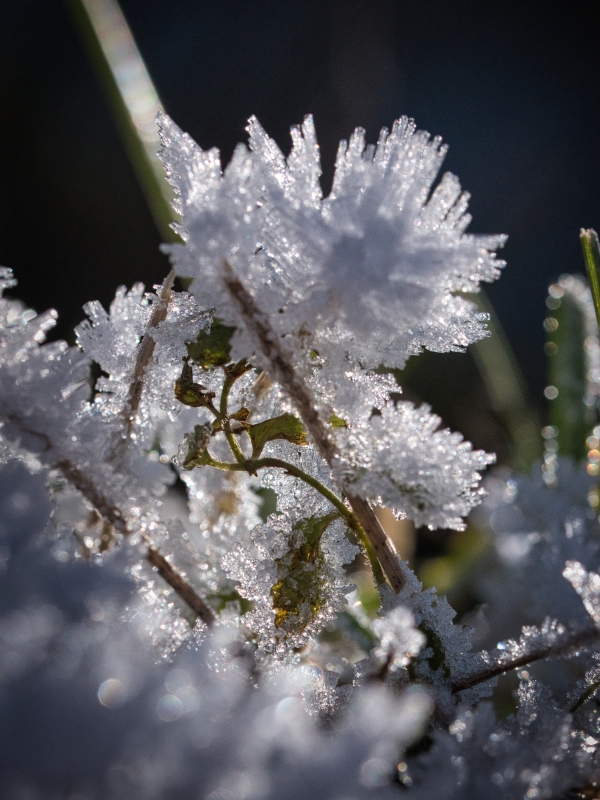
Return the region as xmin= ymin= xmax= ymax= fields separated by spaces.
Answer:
xmin=65 ymin=0 xmax=179 ymax=242
xmin=468 ymin=290 xmax=542 ymax=472
xmin=581 ymin=229 xmax=600 ymax=331
xmin=545 ymin=285 xmax=588 ymax=461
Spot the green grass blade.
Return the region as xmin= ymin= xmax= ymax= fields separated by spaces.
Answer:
xmin=545 ymin=285 xmax=588 ymax=461
xmin=65 ymin=0 xmax=179 ymax=241
xmin=581 ymin=228 xmax=600 ymax=331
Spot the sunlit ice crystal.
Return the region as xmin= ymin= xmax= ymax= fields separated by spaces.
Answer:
xmin=564 ymin=560 xmax=600 ymax=626
xmin=159 ymin=111 xmax=505 ymax=377
xmin=335 ymin=402 xmax=495 ymax=530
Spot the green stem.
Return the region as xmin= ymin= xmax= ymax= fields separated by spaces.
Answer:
xmin=581 ymin=229 xmax=600 ymax=332
xmin=468 ymin=290 xmax=542 ymax=471
xmin=205 ymin=451 xmax=386 ymax=586
xmin=219 ymin=361 xmax=251 ymax=465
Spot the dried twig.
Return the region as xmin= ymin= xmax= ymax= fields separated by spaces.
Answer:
xmin=147 ymin=546 xmax=215 ymax=626
xmin=117 ymin=269 xmax=176 ymax=449
xmin=451 ymin=624 xmax=600 ymax=694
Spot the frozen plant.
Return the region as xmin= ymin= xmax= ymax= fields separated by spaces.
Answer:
xmin=2 ymin=117 xmax=600 ymax=799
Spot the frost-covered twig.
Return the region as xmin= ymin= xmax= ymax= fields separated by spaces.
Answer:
xmin=222 ymin=261 xmax=407 ymax=593
xmin=117 ymin=268 xmax=176 ymax=446
xmin=147 ymin=546 xmax=215 ymax=626
xmin=451 ymin=621 xmax=600 ymax=694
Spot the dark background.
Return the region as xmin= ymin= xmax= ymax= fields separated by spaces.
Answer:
xmin=1 ymin=0 xmax=599 ymax=460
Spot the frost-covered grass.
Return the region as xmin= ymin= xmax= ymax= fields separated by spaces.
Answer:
xmin=2 ymin=115 xmax=600 ymax=799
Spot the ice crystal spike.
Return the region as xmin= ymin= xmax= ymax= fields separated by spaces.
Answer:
xmin=336 ymin=402 xmax=495 ymax=530
xmin=160 ymin=112 xmax=505 ymax=375
xmin=564 ymin=560 xmax=600 ymax=626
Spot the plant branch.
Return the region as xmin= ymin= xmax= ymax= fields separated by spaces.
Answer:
xmin=204 ymin=451 xmax=386 ymax=585
xmin=221 ymin=260 xmax=406 ymax=593
xmin=569 ymin=677 xmax=600 ymax=714
xmin=219 ymin=360 xmax=252 ymax=465
xmin=118 ymin=269 xmax=176 ymax=447
xmin=147 ymin=546 xmax=216 ymax=627
xmin=451 ymin=624 xmax=600 ymax=694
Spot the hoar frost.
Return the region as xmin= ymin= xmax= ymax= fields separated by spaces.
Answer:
xmin=3 ymin=112 xmax=600 ymax=799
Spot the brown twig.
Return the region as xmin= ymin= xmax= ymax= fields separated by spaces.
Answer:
xmin=147 ymin=546 xmax=216 ymax=627
xmin=112 ymin=269 xmax=176 ymax=459
xmin=451 ymin=625 xmax=600 ymax=694
xmin=221 ymin=260 xmax=407 ymax=593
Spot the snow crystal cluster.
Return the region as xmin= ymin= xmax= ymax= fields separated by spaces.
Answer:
xmin=2 ymin=113 xmax=600 ymax=798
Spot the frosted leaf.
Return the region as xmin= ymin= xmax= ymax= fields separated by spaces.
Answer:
xmin=222 ymin=485 xmax=358 ymax=658
xmin=335 ymin=402 xmax=494 ymax=530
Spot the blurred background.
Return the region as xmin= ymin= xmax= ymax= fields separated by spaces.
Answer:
xmin=0 ymin=0 xmax=599 ymax=468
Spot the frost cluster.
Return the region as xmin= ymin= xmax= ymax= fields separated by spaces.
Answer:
xmin=2 ymin=113 xmax=600 ymax=798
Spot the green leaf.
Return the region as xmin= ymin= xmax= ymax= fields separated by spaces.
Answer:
xmin=545 ymin=289 xmax=588 ymax=460
xmin=230 ymin=406 xmax=250 ymax=422
xmin=581 ymin=228 xmax=600 ymax=331
xmin=248 ymin=413 xmax=307 ymax=458
xmin=186 ymin=318 xmax=236 ymax=368
xmin=329 ymin=413 xmax=348 ymax=429
xmin=178 ymin=424 xmax=213 ymax=470
xmin=174 ymin=360 xmax=216 ymax=408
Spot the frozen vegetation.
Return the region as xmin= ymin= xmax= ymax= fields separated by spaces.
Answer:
xmin=1 ymin=115 xmax=600 ymax=798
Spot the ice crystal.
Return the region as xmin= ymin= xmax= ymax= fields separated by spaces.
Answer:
xmin=335 ymin=402 xmax=495 ymax=530
xmin=564 ymin=560 xmax=600 ymax=627
xmin=160 ymin=113 xmax=504 ymax=375
xmin=76 ymin=280 xmax=209 ymax=447
xmin=369 ymin=606 xmax=425 ymax=676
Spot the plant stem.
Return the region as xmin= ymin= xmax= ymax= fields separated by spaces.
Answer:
xmin=65 ymin=0 xmax=178 ymax=242
xmin=219 ymin=360 xmax=251 ymax=466
xmin=120 ymin=270 xmax=176 ymax=445
xmin=569 ymin=677 xmax=600 ymax=714
xmin=468 ymin=290 xmax=541 ymax=472
xmin=204 ymin=451 xmax=386 ymax=585
xmin=147 ymin=546 xmax=215 ymax=626
xmin=581 ymin=228 xmax=600 ymax=332
xmin=451 ymin=625 xmax=599 ymax=694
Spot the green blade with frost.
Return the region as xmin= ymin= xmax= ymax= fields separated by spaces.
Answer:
xmin=545 ymin=287 xmax=588 ymax=461
xmin=581 ymin=229 xmax=600 ymax=330
xmin=65 ymin=0 xmax=178 ymax=242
